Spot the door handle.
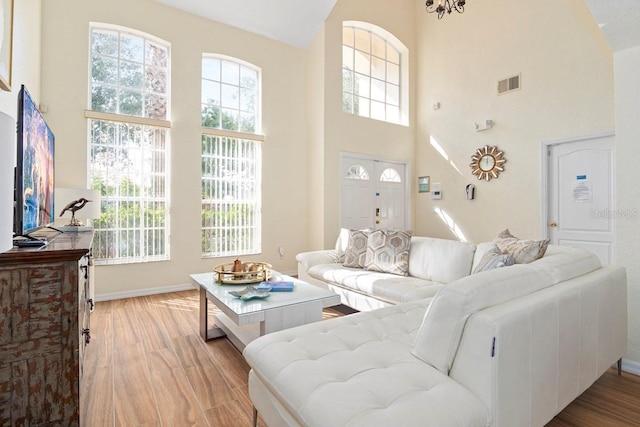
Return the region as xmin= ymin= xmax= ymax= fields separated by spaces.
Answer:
xmin=549 ymin=221 xmax=558 ymax=227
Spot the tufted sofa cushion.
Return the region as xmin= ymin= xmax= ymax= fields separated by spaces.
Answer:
xmin=413 ymin=264 xmax=553 ymax=374
xmin=244 ymin=299 xmax=491 ymax=427
xmin=308 ymin=263 xmax=444 ymax=304
xmin=408 ymin=237 xmax=476 ymax=283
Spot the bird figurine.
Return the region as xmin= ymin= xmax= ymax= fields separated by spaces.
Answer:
xmin=60 ymin=197 xmax=92 ymax=226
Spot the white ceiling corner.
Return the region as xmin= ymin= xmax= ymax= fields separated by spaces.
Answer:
xmin=153 ymin=0 xmax=338 ymax=49
xmin=583 ymin=0 xmax=640 ymax=52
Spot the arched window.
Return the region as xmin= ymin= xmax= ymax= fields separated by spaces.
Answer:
xmin=202 ymin=55 xmax=261 ymax=133
xmin=380 ymin=168 xmax=401 ymax=183
xmin=345 ymin=164 xmax=370 ymax=180
xmin=201 ymin=55 xmax=263 ymax=257
xmin=88 ymin=24 xmax=171 ymax=264
xmin=342 ymin=21 xmax=409 ymax=126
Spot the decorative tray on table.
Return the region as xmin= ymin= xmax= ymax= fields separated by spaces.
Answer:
xmin=213 ymin=260 xmax=273 ymax=284
xmin=228 ymin=285 xmax=272 ymax=301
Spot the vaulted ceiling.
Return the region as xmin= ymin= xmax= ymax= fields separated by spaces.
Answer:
xmin=153 ymin=0 xmax=640 ymax=53
xmin=152 ymin=0 xmax=337 ymax=49
xmin=584 ymin=0 xmax=640 ymax=52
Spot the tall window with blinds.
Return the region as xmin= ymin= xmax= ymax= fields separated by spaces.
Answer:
xmin=201 ymin=55 xmax=263 ymax=257
xmin=88 ymin=25 xmax=171 ymax=264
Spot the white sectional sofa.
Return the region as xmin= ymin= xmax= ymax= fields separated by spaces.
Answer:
xmin=244 ymin=237 xmax=628 ymax=427
xmin=296 ymin=235 xmax=477 ymax=312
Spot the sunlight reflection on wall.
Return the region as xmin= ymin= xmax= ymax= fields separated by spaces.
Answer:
xmin=430 ymin=135 xmax=464 ymax=176
xmin=433 ymin=207 xmax=468 ymax=242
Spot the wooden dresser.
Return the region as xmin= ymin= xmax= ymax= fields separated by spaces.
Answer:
xmin=0 ymin=231 xmax=93 ymax=426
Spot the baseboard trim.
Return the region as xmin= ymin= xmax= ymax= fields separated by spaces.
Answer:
xmin=95 ymin=283 xmax=195 ymax=302
xmin=94 ymin=269 xmax=299 ymax=302
xmin=622 ymin=358 xmax=640 ymax=376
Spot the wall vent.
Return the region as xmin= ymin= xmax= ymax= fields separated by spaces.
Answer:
xmin=497 ymin=74 xmax=521 ymax=95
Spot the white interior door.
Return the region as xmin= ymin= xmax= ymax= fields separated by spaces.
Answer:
xmin=546 ymin=134 xmax=615 ymax=264
xmin=340 ymin=158 xmax=374 ymax=230
xmin=374 ymin=161 xmax=406 ymax=230
xmin=340 ymin=155 xmax=407 ymax=231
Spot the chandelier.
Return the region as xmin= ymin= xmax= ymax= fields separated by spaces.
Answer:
xmin=425 ymin=0 xmax=466 ymax=19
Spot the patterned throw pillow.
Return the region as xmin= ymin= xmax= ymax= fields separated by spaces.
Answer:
xmin=364 ymin=229 xmax=412 ymax=276
xmin=472 ymin=244 xmax=515 ymax=273
xmin=343 ymin=229 xmax=370 ymax=268
xmin=493 ymin=229 xmax=550 ymax=264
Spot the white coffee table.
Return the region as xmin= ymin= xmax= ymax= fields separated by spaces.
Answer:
xmin=191 ymin=271 xmax=341 ymax=351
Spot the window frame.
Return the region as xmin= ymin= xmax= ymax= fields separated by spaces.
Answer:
xmin=342 ymin=21 xmax=409 ymax=126
xmin=201 ymin=54 xmax=264 ymax=258
xmin=87 ymin=23 xmax=172 ymax=265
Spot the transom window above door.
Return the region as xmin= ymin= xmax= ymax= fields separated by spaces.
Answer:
xmin=345 ymin=164 xmax=370 ymax=180
xmin=342 ymin=21 xmax=409 ymax=126
xmin=380 ymin=168 xmax=401 ymax=183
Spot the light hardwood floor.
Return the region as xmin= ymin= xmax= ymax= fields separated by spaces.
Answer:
xmin=82 ymin=290 xmax=640 ymax=426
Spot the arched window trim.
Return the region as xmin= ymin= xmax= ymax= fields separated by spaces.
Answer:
xmin=380 ymin=168 xmax=402 ymax=183
xmin=345 ymin=164 xmax=370 ymax=180
xmin=201 ymin=53 xmax=264 ymax=139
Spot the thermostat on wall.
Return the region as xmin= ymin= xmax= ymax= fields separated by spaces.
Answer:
xmin=431 ymin=182 xmax=442 ymax=200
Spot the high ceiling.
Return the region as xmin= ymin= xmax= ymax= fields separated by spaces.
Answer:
xmin=152 ymin=0 xmax=337 ymax=49
xmin=152 ymin=0 xmax=640 ymax=53
xmin=584 ymin=0 xmax=640 ymax=52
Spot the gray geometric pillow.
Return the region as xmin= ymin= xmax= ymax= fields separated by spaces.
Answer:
xmin=364 ymin=229 xmax=412 ymax=276
xmin=343 ymin=229 xmax=370 ymax=268
xmin=472 ymin=244 xmax=515 ymax=274
xmin=493 ymin=229 xmax=550 ymax=264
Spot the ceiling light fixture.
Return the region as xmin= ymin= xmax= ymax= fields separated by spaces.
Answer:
xmin=425 ymin=0 xmax=466 ymax=19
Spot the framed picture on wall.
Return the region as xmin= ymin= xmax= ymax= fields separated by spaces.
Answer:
xmin=0 ymin=0 xmax=13 ymax=91
xmin=418 ymin=176 xmax=430 ymax=193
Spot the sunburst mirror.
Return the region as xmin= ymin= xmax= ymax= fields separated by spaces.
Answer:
xmin=470 ymin=145 xmax=506 ymax=181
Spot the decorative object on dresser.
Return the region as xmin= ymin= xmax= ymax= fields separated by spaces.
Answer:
xmin=55 ymin=188 xmax=101 ymax=231
xmin=0 ymin=111 xmax=14 ymax=252
xmin=0 ymin=231 xmax=93 ymax=425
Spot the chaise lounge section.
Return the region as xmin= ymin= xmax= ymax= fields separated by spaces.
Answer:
xmin=244 ymin=241 xmax=627 ymax=427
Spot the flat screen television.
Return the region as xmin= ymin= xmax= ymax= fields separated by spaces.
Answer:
xmin=13 ymin=85 xmax=55 ymax=241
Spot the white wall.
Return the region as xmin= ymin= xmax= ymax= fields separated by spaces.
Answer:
xmin=306 ymin=27 xmax=326 ymax=250
xmin=0 ymin=0 xmax=41 ymax=252
xmin=614 ymin=45 xmax=640 ymax=368
xmin=414 ymin=0 xmax=614 ymax=244
xmin=40 ymin=0 xmax=309 ymax=295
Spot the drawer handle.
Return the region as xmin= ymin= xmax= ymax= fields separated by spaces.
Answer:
xmin=80 ymin=265 xmax=88 ymax=279
xmin=82 ymin=328 xmax=91 ymax=345
xmin=88 ymin=298 xmax=94 ymax=311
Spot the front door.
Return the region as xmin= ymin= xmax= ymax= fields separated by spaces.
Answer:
xmin=340 ymin=155 xmax=407 ymax=231
xmin=545 ymin=133 xmax=615 ymax=264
